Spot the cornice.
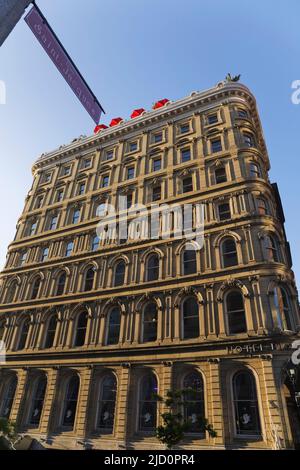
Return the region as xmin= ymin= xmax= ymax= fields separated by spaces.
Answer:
xmin=31 ymin=82 xmax=266 ymax=173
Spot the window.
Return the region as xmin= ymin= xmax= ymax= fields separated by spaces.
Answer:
xmin=106 ymin=307 xmax=121 ymax=345
xmin=19 ymin=251 xmax=27 ymax=266
xmin=31 ymin=278 xmax=41 ymax=300
xmin=182 ymin=176 xmax=193 ymax=193
xmin=6 ymin=281 xmax=17 ymax=304
xmin=250 ymin=162 xmax=261 ymax=178
xmin=233 ymin=371 xmax=261 ymax=436
xmin=0 ymin=320 xmax=4 ymax=341
xmin=257 ymin=198 xmax=268 ymax=216
xmin=127 ymin=193 xmax=133 ymax=209
xmin=237 ymin=109 xmax=248 ymax=118
xmin=29 ymin=376 xmax=47 ymax=426
xmin=56 ymin=272 xmax=66 ymax=296
xmin=180 ymin=123 xmax=190 ymax=134
xmin=91 ymin=235 xmax=100 ymax=252
xmin=74 ymin=312 xmax=88 ymax=347
xmin=127 ymin=166 xmax=135 ymax=180
xmin=183 ymin=372 xmax=205 ymax=433
xmin=114 ymin=261 xmax=125 ymax=287
xmin=129 ymin=141 xmax=138 ymax=152
xmin=138 ymin=374 xmax=158 ymax=432
xmin=82 ymin=158 xmax=91 ymax=169
xmin=105 ymin=149 xmax=114 ymax=161
xmin=0 ymin=376 xmax=17 ymax=419
xmin=226 ymin=291 xmax=247 ymax=334
xmin=97 ymin=374 xmax=117 ymax=432
xmin=36 ymin=195 xmax=44 ymax=209
xmin=274 ymin=287 xmax=293 ymax=330
xmin=142 ymin=303 xmax=158 ymax=343
xmin=29 ymin=221 xmax=37 ymax=236
xmin=84 ymin=268 xmax=95 ymax=291
xmin=18 ymin=318 xmax=30 ymax=350
xmin=265 ymin=235 xmax=279 ymax=262
xmin=152 ymin=158 xmax=162 ymax=172
xmin=207 ymin=113 xmax=218 ymax=125
xmin=147 ymin=254 xmax=159 ymax=281
xmin=62 ymin=166 xmax=71 ymax=176
xmin=215 ymin=167 xmax=227 ymax=184
xmin=62 ymin=375 xmax=79 ymax=428
xmin=41 ymin=247 xmax=49 ymax=262
xmin=218 ymin=203 xmax=231 ymax=221
xmin=44 ymin=173 xmax=51 ymax=183
xmin=44 ymin=315 xmax=57 ymax=348
xmin=211 ymin=138 xmax=222 ymax=153
xmin=243 ymin=132 xmax=254 ymax=147
xmin=49 ymin=215 xmax=58 ymax=230
xmin=72 ymin=209 xmax=80 ymax=224
xmin=182 ymin=298 xmax=199 ymax=339
xmin=101 ymin=175 xmax=109 ymax=188
xmin=56 ymin=190 xmax=64 ymax=202
xmin=65 ymin=241 xmax=74 ymax=257
xmin=181 ymin=148 xmax=191 ymax=163
xmin=78 ymin=183 xmax=85 ymax=195
xmin=152 ymin=185 xmax=161 ymax=202
xmin=221 ymin=238 xmax=238 ymax=267
xmin=183 ymin=249 xmax=197 ymax=275
xmin=153 ymin=132 xmax=163 ymax=143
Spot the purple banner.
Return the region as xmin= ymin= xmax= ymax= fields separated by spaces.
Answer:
xmin=25 ymin=5 xmax=104 ymax=124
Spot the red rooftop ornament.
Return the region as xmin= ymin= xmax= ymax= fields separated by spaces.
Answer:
xmin=152 ymin=98 xmax=169 ymax=110
xmin=110 ymin=117 xmax=123 ymax=127
xmin=94 ymin=124 xmax=108 ymax=134
xmin=130 ymin=108 xmax=145 ymax=119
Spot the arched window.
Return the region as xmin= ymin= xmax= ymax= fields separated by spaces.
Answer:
xmin=274 ymin=287 xmax=293 ymax=331
xmin=183 ymin=248 xmax=197 ymax=275
xmin=29 ymin=376 xmax=47 ymax=426
xmin=106 ymin=308 xmax=121 ymax=345
xmin=18 ymin=318 xmax=30 ymax=350
xmin=221 ymin=238 xmax=238 ymax=268
xmin=0 ymin=376 xmax=17 ymax=418
xmin=84 ymin=268 xmax=95 ymax=291
xmin=6 ymin=281 xmax=17 ymax=304
xmin=142 ymin=303 xmax=158 ymax=343
xmin=226 ymin=291 xmax=247 ymax=334
xmin=62 ymin=375 xmax=79 ymax=428
xmin=147 ymin=254 xmax=159 ymax=281
xmin=183 ymin=372 xmax=205 ymax=433
xmin=233 ymin=371 xmax=261 ymax=436
xmin=44 ymin=315 xmax=57 ymax=349
xmin=182 ymin=297 xmax=199 ymax=339
xmin=74 ymin=312 xmax=88 ymax=347
xmin=114 ymin=261 xmax=125 ymax=287
xmin=265 ymin=235 xmax=280 ymax=262
xmin=138 ymin=374 xmax=158 ymax=432
xmin=31 ymin=278 xmax=41 ymax=300
xmin=97 ymin=374 xmax=117 ymax=432
xmin=56 ymin=272 xmax=66 ymax=296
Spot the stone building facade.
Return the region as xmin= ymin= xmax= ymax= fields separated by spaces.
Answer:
xmin=0 ymin=80 xmax=299 ymax=450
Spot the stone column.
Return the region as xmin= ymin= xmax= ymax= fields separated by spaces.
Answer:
xmin=39 ymin=367 xmax=59 ymax=434
xmin=207 ymin=359 xmax=224 ymax=447
xmin=115 ymin=364 xmax=131 ymax=447
xmin=75 ymin=367 xmax=93 ymax=439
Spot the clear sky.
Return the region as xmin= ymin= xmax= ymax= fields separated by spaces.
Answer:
xmin=0 ymin=0 xmax=299 ymax=282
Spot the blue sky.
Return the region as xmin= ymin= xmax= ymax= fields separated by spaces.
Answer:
xmin=0 ymin=0 xmax=299 ymax=282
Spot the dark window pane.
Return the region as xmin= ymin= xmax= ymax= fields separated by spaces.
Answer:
xmin=62 ymin=376 xmax=79 ymax=427
xmin=233 ymin=372 xmax=261 ymax=436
